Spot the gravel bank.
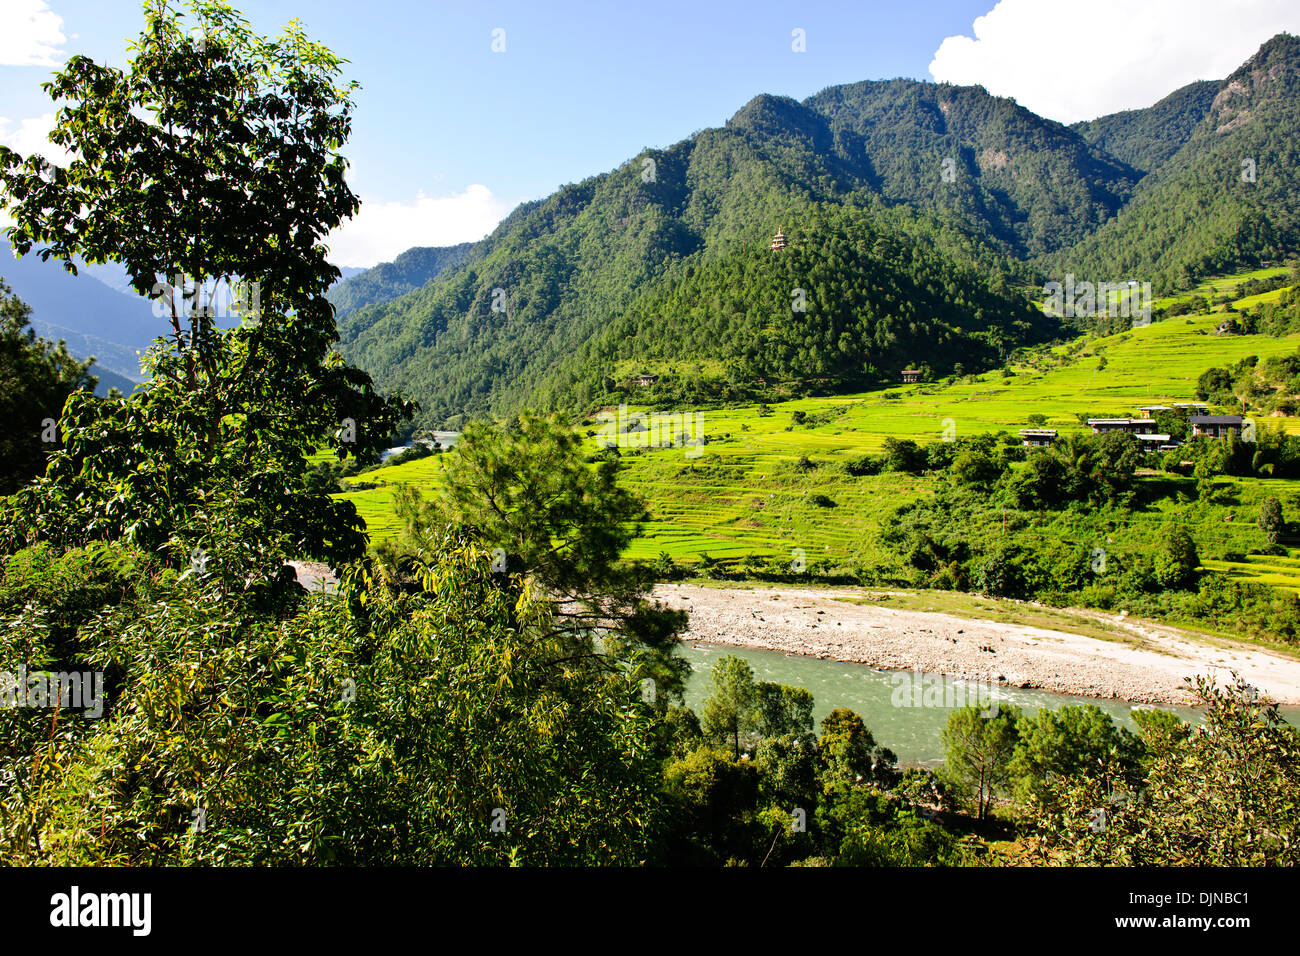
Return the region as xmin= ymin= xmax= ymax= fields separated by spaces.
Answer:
xmin=654 ymin=583 xmax=1300 ymax=706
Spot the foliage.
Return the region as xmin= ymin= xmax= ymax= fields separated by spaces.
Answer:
xmin=0 ymin=0 xmax=413 ymax=572
xmin=0 ymin=280 xmax=95 ymax=494
xmin=1025 ymin=676 xmax=1300 ymax=865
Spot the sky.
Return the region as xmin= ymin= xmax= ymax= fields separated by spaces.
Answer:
xmin=3 ymin=0 xmax=1300 ymax=268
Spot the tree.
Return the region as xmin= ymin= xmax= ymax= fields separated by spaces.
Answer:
xmin=0 ymin=0 xmax=412 ymax=575
xmin=1027 ymin=677 xmax=1300 ymax=865
xmin=382 ymin=412 xmax=688 ymax=698
xmin=940 ymin=704 xmax=1020 ymax=821
xmin=0 ymin=535 xmax=666 ymax=865
xmin=1153 ymin=524 xmax=1199 ymax=589
xmin=950 ymin=447 xmax=1000 ymax=488
xmin=1259 ymin=495 xmax=1284 ymax=545
xmin=0 ymin=279 xmax=96 ymax=494
xmin=1008 ymin=705 xmax=1140 ymax=809
xmin=701 ymin=655 xmax=759 ymax=757
xmin=818 ymin=707 xmax=896 ymax=789
xmin=754 ymin=682 xmax=814 ymax=738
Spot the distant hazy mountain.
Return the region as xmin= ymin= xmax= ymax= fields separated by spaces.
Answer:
xmin=0 ymin=249 xmax=159 ymax=382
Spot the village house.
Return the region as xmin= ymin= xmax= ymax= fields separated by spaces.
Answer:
xmin=901 ymin=368 xmax=921 ymax=384
xmin=1171 ymin=402 xmax=1209 ymax=417
xmin=1018 ymin=428 xmax=1057 ymax=447
xmin=1134 ymin=433 xmax=1175 ymax=451
xmin=635 ymin=374 xmax=659 ymax=387
xmin=1087 ymin=417 xmax=1158 ymax=435
xmin=1190 ymin=414 xmax=1244 ymax=438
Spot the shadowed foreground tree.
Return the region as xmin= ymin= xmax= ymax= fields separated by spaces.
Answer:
xmin=0 ymin=0 xmax=411 ymax=580
xmin=0 ymin=536 xmax=664 ymax=864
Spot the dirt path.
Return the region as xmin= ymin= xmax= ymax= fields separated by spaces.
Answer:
xmin=654 ymin=583 xmax=1300 ymax=706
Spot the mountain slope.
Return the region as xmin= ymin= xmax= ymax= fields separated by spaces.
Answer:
xmin=337 ymin=77 xmax=1140 ymax=428
xmin=326 ymin=242 xmax=473 ymax=320
xmin=804 ymin=79 xmax=1139 ymax=257
xmin=1053 ymin=34 xmax=1300 ymax=293
xmin=1072 ymin=80 xmax=1220 ymax=175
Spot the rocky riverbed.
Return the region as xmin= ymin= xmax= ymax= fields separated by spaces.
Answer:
xmin=654 ymin=583 xmax=1300 ymax=706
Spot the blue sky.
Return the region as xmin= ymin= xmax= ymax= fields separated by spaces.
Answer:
xmin=4 ymin=0 xmax=1300 ymax=266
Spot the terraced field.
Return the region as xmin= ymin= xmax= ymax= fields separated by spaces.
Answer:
xmin=336 ymin=291 xmax=1300 ymax=586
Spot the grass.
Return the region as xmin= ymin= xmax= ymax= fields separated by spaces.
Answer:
xmin=337 ymin=277 xmax=1300 ymax=591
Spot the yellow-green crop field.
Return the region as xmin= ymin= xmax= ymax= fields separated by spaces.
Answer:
xmin=337 ymin=289 xmax=1300 ymax=590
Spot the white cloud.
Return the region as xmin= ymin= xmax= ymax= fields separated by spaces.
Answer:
xmin=0 ymin=113 xmax=72 ymax=230
xmin=327 ymin=183 xmax=510 ymax=269
xmin=929 ymin=0 xmax=1300 ymax=123
xmin=0 ymin=0 xmax=66 ymax=66
xmin=0 ymin=112 xmax=71 ymax=164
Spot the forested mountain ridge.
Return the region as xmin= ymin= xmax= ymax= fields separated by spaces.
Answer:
xmin=326 ymin=242 xmax=473 ymax=321
xmin=1071 ymin=80 xmax=1220 ymax=175
xmin=803 ymin=79 xmax=1140 ymax=257
xmin=335 ymin=35 xmax=1300 ymax=429
xmin=1051 ymin=34 xmax=1300 ymax=292
xmin=336 ymin=78 xmax=1124 ymax=428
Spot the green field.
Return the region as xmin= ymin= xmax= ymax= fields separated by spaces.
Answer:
xmin=337 ymin=299 xmax=1300 ymax=588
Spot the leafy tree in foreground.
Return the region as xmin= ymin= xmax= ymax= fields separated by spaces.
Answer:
xmin=379 ymin=412 xmax=688 ymax=698
xmin=940 ymin=704 xmax=1020 ymax=822
xmin=0 ymin=535 xmax=663 ymax=865
xmin=0 ymin=0 xmax=411 ymax=576
xmin=1026 ymin=676 xmax=1300 ymax=866
xmin=0 ymin=280 xmax=95 ymax=495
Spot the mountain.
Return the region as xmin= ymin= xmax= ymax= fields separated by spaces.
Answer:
xmin=1071 ymin=80 xmax=1220 ymax=175
xmin=1052 ymin=34 xmax=1300 ymax=292
xmin=802 ymin=79 xmax=1140 ymax=257
xmin=0 ymin=249 xmax=159 ymax=382
xmin=336 ymin=75 xmax=1150 ymax=428
xmin=326 ymin=243 xmax=473 ymax=319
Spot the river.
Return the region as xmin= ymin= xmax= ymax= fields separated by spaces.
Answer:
xmin=678 ymin=642 xmax=1300 ymax=767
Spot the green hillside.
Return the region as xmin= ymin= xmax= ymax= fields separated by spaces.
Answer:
xmin=1053 ymin=35 xmax=1300 ymax=293
xmin=1071 ymin=80 xmax=1219 ymax=175
xmin=340 ymin=299 xmax=1299 ymax=536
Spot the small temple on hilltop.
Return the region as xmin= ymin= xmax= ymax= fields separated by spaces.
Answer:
xmin=770 ymin=228 xmax=787 ymax=251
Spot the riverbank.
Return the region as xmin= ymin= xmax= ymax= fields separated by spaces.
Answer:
xmin=653 ymin=582 xmax=1300 ymax=706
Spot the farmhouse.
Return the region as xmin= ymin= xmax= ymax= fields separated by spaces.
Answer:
xmin=901 ymin=368 xmax=921 ymax=384
xmin=635 ymin=374 xmax=659 ymax=387
xmin=1087 ymin=417 xmax=1158 ymax=435
xmin=1134 ymin=433 xmax=1174 ymax=450
xmin=1136 ymin=405 xmax=1171 ymax=417
xmin=1190 ymin=414 xmax=1243 ymax=438
xmin=1018 ymin=428 xmax=1057 ymax=447
xmin=1171 ymin=402 xmax=1209 ymax=417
